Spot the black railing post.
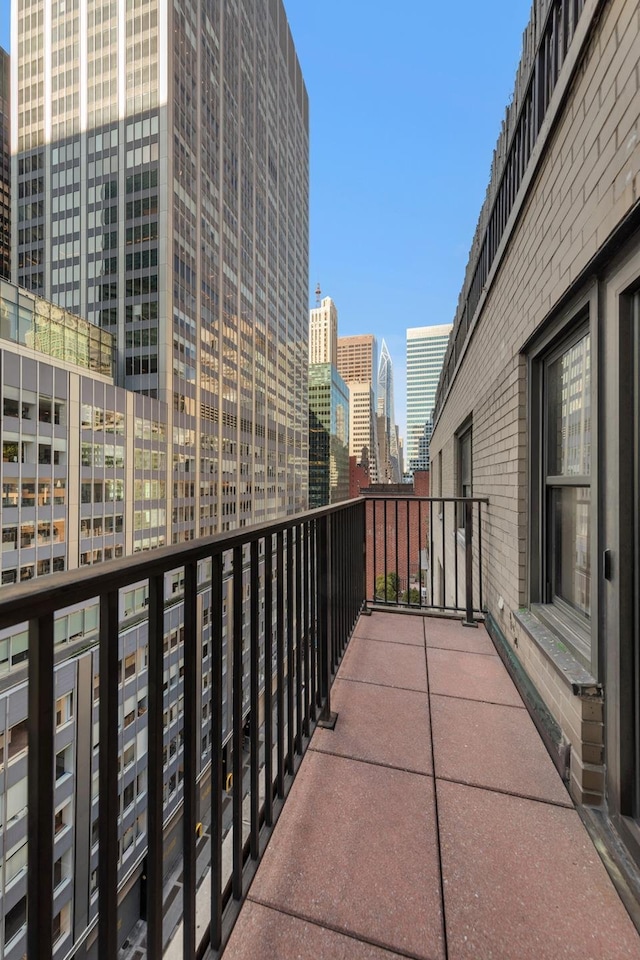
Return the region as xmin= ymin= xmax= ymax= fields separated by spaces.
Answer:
xmin=263 ymin=536 xmax=274 ymax=826
xmin=463 ymin=500 xmax=477 ymax=627
xmin=317 ymin=513 xmax=337 ymax=728
xmin=210 ymin=551 xmax=224 ymax=950
xmin=249 ymin=539 xmax=260 ymax=859
xmin=146 ymin=572 xmax=165 ymax=960
xmin=183 ymin=561 xmax=198 ymax=957
xmin=232 ymin=545 xmax=244 ymax=900
xmin=98 ymin=591 xmax=119 ymax=960
xmin=27 ymin=613 xmax=54 ymax=960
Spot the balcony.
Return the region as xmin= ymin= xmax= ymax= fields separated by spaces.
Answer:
xmin=0 ymin=497 xmax=637 ymax=959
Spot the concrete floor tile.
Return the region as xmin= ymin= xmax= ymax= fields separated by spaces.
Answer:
xmin=354 ymin=611 xmax=425 ymax=646
xmin=438 ymin=780 xmax=640 ymax=960
xmin=224 ymin=901 xmax=411 ymax=960
xmin=248 ymin=751 xmax=445 ymax=960
xmin=424 ymin=618 xmax=497 ymax=656
xmin=431 ymin=695 xmax=571 ymax=806
xmin=339 ymin=636 xmax=427 ymax=691
xmin=427 ymin=646 xmax=523 ymax=707
xmin=312 ymin=677 xmax=432 ymax=774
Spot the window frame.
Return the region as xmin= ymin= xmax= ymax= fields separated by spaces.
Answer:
xmin=528 ymin=286 xmax=597 ymax=673
xmin=455 ymin=417 xmax=473 ymax=529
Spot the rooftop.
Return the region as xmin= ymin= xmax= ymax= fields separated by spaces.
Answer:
xmin=221 ymin=609 xmax=640 ymax=960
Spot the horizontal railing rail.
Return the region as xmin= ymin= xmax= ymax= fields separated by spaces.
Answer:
xmin=364 ymin=496 xmax=488 ymax=625
xmin=0 ymin=498 xmax=366 ymax=960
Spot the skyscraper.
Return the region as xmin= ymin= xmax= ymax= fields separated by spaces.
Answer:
xmin=308 ymin=363 xmax=349 ymax=507
xmin=406 ymin=324 xmax=452 ymax=473
xmin=377 ymin=339 xmax=401 ymax=482
xmin=309 ymin=295 xmax=338 ymax=365
xmin=0 ymin=48 xmax=9 ymax=281
xmin=337 ymin=334 xmax=378 ymax=386
xmin=12 ymin=0 xmax=310 ymax=541
xmin=337 ymin=333 xmax=379 ymax=482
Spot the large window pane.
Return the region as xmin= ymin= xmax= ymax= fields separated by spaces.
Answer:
xmin=547 ymin=333 xmax=591 ymax=477
xmin=550 ymin=486 xmax=591 ymax=617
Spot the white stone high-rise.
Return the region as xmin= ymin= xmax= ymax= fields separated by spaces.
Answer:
xmin=309 ymin=295 xmax=338 ymax=365
xmin=406 ymin=324 xmax=452 ymax=473
xmin=12 ymin=0 xmax=310 ymax=542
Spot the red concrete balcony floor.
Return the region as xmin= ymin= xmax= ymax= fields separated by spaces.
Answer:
xmin=220 ymin=610 xmax=640 ymax=960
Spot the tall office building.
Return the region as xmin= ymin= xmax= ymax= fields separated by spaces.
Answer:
xmin=406 ymin=324 xmax=452 ymax=473
xmin=337 ymin=334 xmax=378 ymax=387
xmin=309 ymin=295 xmax=338 ymax=365
xmin=12 ymin=0 xmax=310 ymax=539
xmin=0 ymin=48 xmax=9 ymax=281
xmin=337 ymin=333 xmax=379 ymax=483
xmin=308 ymin=363 xmax=349 ymax=507
xmin=377 ymin=339 xmax=401 ymax=482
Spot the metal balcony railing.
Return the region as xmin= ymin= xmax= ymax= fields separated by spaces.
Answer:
xmin=365 ymin=496 xmax=488 ymax=625
xmin=0 ymin=500 xmax=366 ymax=960
xmin=0 ymin=493 xmax=485 ymax=960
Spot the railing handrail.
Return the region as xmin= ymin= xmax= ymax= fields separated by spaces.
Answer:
xmin=361 ymin=493 xmax=489 ymax=503
xmin=0 ymin=497 xmax=364 ymax=629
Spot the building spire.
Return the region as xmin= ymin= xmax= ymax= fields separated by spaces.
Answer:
xmin=315 ymin=282 xmax=321 ymax=307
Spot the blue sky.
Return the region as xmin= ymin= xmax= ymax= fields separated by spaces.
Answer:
xmin=284 ymin=1 xmax=532 ymax=436
xmin=0 ymin=1 xmax=531 ymax=436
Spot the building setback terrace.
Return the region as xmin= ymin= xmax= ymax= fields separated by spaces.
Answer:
xmin=0 ymin=495 xmax=638 ymax=960
xmin=221 ymin=610 xmax=640 ymax=960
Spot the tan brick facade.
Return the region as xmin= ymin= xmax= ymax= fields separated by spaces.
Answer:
xmin=431 ymin=0 xmax=640 ymax=811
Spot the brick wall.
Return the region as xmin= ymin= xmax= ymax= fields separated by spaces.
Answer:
xmin=430 ymin=0 xmax=637 ymax=803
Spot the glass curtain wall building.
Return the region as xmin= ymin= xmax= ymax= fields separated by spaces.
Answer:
xmin=12 ymin=0 xmax=310 ymax=538
xmin=406 ymin=324 xmax=452 ymax=473
xmin=0 ymin=48 xmax=9 ymax=281
xmin=308 ymin=363 xmax=349 ymax=507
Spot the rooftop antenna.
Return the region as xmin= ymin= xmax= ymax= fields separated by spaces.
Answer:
xmin=315 ymin=282 xmax=321 ymax=307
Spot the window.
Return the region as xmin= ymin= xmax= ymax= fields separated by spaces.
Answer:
xmin=456 ymin=421 xmax=472 ymax=527
xmin=54 ymin=800 xmax=71 ymax=835
xmin=56 ymin=744 xmax=73 ymax=781
xmin=531 ymin=315 xmax=592 ymax=666
xmin=4 ymin=895 xmax=27 ymax=945
xmin=5 ymin=841 xmax=28 ymax=885
xmin=544 ymin=332 xmax=591 ymax=618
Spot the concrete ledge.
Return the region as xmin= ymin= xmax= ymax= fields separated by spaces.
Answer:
xmin=485 ymin=612 xmax=571 ymax=783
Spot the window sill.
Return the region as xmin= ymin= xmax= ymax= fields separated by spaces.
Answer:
xmin=514 ymin=608 xmax=600 ymax=695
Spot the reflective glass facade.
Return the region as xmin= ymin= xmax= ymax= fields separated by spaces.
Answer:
xmin=308 ymin=363 xmax=350 ymax=508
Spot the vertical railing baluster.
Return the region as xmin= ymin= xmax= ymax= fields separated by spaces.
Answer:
xmin=463 ymin=500 xmax=477 ymax=627
xmin=310 ymin=521 xmax=317 ymax=723
xmin=232 ymin=545 xmax=244 ymax=900
xmin=286 ymin=529 xmax=295 ymax=774
xmin=442 ymin=500 xmax=447 ymax=610
xmin=146 ymin=572 xmax=165 ymax=960
xmin=406 ymin=498 xmax=411 ymax=606
xmin=27 ymin=612 xmax=54 ymax=960
xmin=318 ymin=514 xmax=335 ymax=727
xmin=478 ymin=501 xmax=484 ymax=613
xmin=418 ymin=500 xmax=423 ymax=609
xmin=183 ymin=561 xmax=198 ymax=958
xmin=383 ymin=499 xmax=388 ymax=602
xmin=372 ymin=499 xmax=377 ymax=604
xmin=276 ymin=531 xmax=285 ymax=797
xmin=98 ymin=591 xmax=118 ymax=960
xmin=454 ymin=500 xmax=459 ymax=611
xmin=358 ymin=500 xmax=369 ymax=613
xmin=264 ymin=536 xmax=274 ymax=826
xmin=303 ymin=523 xmax=311 ymax=736
xmin=249 ymin=540 xmax=260 ymax=859
xmin=430 ymin=500 xmax=434 ymax=609
xmin=210 ymin=551 xmax=223 ymax=950
xmin=295 ymin=524 xmax=303 ymax=753
xmin=395 ymin=499 xmax=399 ymax=604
